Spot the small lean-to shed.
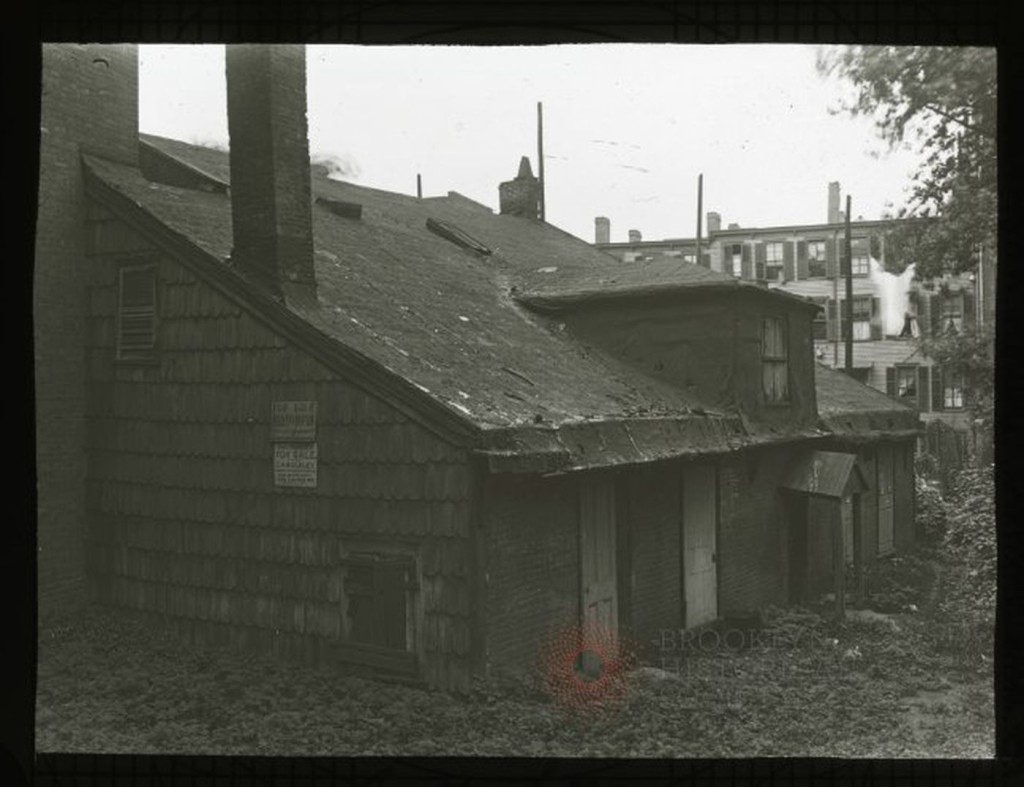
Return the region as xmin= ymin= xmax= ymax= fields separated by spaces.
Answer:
xmin=42 ymin=44 xmax=923 ymax=692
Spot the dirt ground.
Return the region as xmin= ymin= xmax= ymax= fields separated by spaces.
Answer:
xmin=35 ymin=543 xmax=993 ymax=758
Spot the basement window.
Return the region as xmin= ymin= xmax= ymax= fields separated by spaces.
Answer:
xmin=116 ymin=265 xmax=157 ymax=362
xmin=341 ymin=551 xmax=418 ymax=652
xmin=761 ymin=316 xmax=790 ymax=405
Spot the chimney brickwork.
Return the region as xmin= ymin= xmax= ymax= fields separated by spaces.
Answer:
xmin=225 ymin=45 xmax=316 ymax=300
xmin=36 ymin=45 xmax=140 ymax=618
xmin=828 ymin=181 xmax=841 ymax=224
xmin=595 ymin=217 xmax=610 ymax=244
xmin=706 ymin=212 xmax=721 ymax=234
xmin=498 ymin=157 xmax=541 ymax=219
xmin=628 ymin=229 xmax=642 ymax=243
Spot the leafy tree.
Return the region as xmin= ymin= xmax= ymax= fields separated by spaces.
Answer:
xmin=816 ymin=46 xmax=996 ymax=280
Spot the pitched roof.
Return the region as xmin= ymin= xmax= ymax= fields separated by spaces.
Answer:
xmin=83 ymin=135 xmax=917 ymax=469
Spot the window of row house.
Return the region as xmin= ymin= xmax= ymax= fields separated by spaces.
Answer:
xmin=807 ymin=240 xmax=828 ymax=278
xmin=937 ymin=366 xmax=965 ymax=410
xmin=896 ymin=366 xmax=918 ymax=404
xmin=116 ymin=264 xmax=158 ymax=362
xmin=944 ymin=372 xmax=965 ymax=409
xmin=682 ymin=253 xmax=696 ymax=265
xmin=940 ymin=294 xmax=964 ymax=334
xmin=341 ymin=551 xmax=418 ymax=652
xmin=761 ymin=316 xmax=789 ymax=404
xmin=850 ymin=254 xmax=870 ymax=276
xmin=725 ymin=243 xmax=743 ymax=277
xmin=851 ymin=297 xmax=873 ymax=341
xmin=765 ymin=241 xmax=784 ymax=281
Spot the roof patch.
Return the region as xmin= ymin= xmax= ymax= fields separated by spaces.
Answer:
xmin=316 ymin=197 xmax=363 ymax=220
xmin=426 ymin=218 xmax=492 ymax=256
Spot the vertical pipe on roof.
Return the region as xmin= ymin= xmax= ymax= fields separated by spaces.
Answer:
xmin=537 ymin=102 xmax=546 ymax=222
xmin=696 ymin=174 xmax=703 ymax=266
xmin=844 ymin=196 xmax=854 ymax=374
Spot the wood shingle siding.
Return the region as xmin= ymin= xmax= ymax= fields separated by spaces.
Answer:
xmin=85 ymin=219 xmax=474 ymax=691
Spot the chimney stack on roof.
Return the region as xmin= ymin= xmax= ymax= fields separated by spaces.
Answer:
xmin=595 ymin=217 xmax=610 ymax=244
xmin=498 ymin=156 xmax=542 ymax=219
xmin=225 ymin=44 xmax=316 ymax=302
xmin=706 ymin=212 xmax=721 ymax=234
xmin=628 ymin=229 xmax=642 ymax=244
xmin=828 ymin=181 xmax=841 ymax=224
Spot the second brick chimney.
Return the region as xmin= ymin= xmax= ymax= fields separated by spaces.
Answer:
xmin=828 ymin=181 xmax=841 ymax=225
xmin=595 ymin=217 xmax=610 ymax=244
xmin=499 ymin=157 xmax=542 ymax=219
xmin=225 ymin=45 xmax=316 ymax=301
xmin=706 ymin=212 xmax=721 ymax=234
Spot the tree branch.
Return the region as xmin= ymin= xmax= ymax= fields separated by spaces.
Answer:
xmin=923 ymin=104 xmax=997 ymax=140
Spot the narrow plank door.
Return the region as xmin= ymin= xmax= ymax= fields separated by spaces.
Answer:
xmin=877 ymin=446 xmax=895 ymax=556
xmin=682 ymin=464 xmax=718 ymax=627
xmin=580 ymin=475 xmax=618 ymax=643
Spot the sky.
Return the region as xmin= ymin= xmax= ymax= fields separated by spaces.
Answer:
xmin=139 ymin=44 xmax=929 ymax=244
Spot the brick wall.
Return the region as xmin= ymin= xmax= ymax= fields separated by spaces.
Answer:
xmin=36 ymin=45 xmax=138 ymax=620
xmin=482 ymin=472 xmax=579 ymax=675
xmin=225 ymin=45 xmax=315 ymax=294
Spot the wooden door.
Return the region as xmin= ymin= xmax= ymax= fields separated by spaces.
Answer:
xmin=580 ymin=476 xmax=618 ymax=640
xmin=877 ymin=446 xmax=895 ymax=555
xmin=785 ymin=494 xmax=808 ymax=605
xmin=682 ymin=464 xmax=718 ymax=627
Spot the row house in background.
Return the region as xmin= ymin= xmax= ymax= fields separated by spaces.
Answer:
xmin=594 ymin=182 xmax=985 ymax=439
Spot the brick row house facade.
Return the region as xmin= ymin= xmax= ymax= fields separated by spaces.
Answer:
xmin=36 ymin=45 xmax=920 ymax=691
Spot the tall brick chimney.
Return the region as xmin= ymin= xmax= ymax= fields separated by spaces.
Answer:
xmin=706 ymin=212 xmax=721 ymax=234
xmin=828 ymin=181 xmax=841 ymax=224
xmin=225 ymin=45 xmax=316 ymax=301
xmin=498 ymin=157 xmax=541 ymax=219
xmin=628 ymin=229 xmax=642 ymax=243
xmin=595 ymin=216 xmax=610 ymax=244
xmin=36 ymin=45 xmax=140 ymax=619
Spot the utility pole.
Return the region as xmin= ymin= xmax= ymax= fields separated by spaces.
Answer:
xmin=416 ymin=173 xmax=422 ymax=199
xmin=844 ymin=195 xmax=854 ymax=375
xmin=537 ymin=102 xmax=546 ymax=222
xmin=696 ymin=173 xmax=703 ymax=266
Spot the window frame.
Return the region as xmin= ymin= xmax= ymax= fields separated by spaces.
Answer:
xmin=851 ymin=296 xmax=873 ymax=341
xmin=725 ymin=243 xmax=743 ymax=278
xmin=116 ymin=263 xmax=159 ymax=363
xmin=761 ymin=315 xmax=790 ymax=405
xmin=943 ymin=369 xmax=965 ymax=410
xmin=338 ymin=548 xmax=419 ymax=654
xmin=807 ymin=240 xmax=828 ymax=278
xmin=764 ymin=241 xmax=784 ymax=281
xmin=895 ymin=365 xmax=919 ymax=408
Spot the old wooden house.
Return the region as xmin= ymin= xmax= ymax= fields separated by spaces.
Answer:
xmin=37 ymin=44 xmax=920 ymax=692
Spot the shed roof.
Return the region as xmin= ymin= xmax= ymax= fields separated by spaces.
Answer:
xmin=814 ymin=364 xmax=921 ymax=440
xmin=83 ymin=135 xmax=918 ymax=469
xmin=781 ymin=450 xmax=869 ymax=499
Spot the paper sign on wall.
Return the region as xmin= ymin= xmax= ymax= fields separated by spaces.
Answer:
xmin=271 ymin=401 xmax=317 ymax=442
xmin=274 ymin=443 xmax=318 ymax=488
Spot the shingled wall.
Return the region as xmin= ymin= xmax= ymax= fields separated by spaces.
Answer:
xmin=83 ymin=212 xmax=474 ymax=691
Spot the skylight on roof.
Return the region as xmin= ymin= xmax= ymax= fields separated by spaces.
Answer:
xmin=426 ymin=218 xmax=491 ymax=256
